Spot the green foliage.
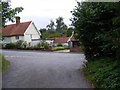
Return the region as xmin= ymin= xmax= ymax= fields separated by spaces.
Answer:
xmin=35 ymin=41 xmax=49 ymax=49
xmin=40 ymin=16 xmax=68 ymax=39
xmin=57 ymin=43 xmax=63 ymax=47
xmin=1 ymin=1 xmax=24 ymax=26
xmin=15 ymin=40 xmax=27 ymax=49
xmin=46 ymin=20 xmax=55 ymax=30
xmin=40 ymin=28 xmax=55 ymax=40
xmin=53 ymin=46 xmax=69 ymax=50
xmin=83 ymin=58 xmax=120 ymax=88
xmin=5 ymin=43 xmax=15 ymax=49
xmin=56 ymin=17 xmax=68 ymax=33
xmin=66 ymin=27 xmax=73 ymax=37
xmin=71 ymin=2 xmax=120 ymax=60
xmin=0 ymin=54 xmax=10 ymax=72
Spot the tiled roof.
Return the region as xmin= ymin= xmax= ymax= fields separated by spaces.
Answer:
xmin=54 ymin=37 xmax=70 ymax=43
xmin=2 ymin=21 xmax=32 ymax=36
xmin=47 ymin=37 xmax=79 ymax=43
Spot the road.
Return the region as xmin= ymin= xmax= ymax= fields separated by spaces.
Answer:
xmin=2 ymin=50 xmax=92 ymax=88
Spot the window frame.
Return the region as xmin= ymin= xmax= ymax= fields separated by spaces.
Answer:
xmin=15 ymin=36 xmax=19 ymax=40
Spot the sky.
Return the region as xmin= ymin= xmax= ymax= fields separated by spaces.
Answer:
xmin=7 ymin=0 xmax=82 ymax=29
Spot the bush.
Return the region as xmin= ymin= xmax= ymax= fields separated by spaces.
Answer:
xmin=15 ymin=40 xmax=27 ymax=49
xmin=83 ymin=58 xmax=120 ymax=88
xmin=44 ymin=42 xmax=49 ymax=49
xmin=53 ymin=46 xmax=70 ymax=50
xmin=35 ymin=41 xmax=49 ymax=49
xmin=64 ymin=46 xmax=70 ymax=49
xmin=57 ymin=43 xmax=63 ymax=47
xmin=5 ymin=43 xmax=15 ymax=49
xmin=53 ymin=47 xmax=65 ymax=50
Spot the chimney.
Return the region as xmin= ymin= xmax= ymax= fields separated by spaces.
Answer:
xmin=16 ymin=16 xmax=20 ymax=25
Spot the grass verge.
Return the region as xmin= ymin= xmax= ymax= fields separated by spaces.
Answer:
xmin=83 ymin=57 xmax=120 ymax=89
xmin=53 ymin=46 xmax=70 ymax=50
xmin=0 ymin=54 xmax=10 ymax=72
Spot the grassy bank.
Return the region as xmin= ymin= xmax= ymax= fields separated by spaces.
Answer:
xmin=83 ymin=58 xmax=120 ymax=89
xmin=0 ymin=54 xmax=10 ymax=72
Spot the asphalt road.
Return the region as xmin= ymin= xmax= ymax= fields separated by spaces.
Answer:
xmin=2 ymin=50 xmax=92 ymax=88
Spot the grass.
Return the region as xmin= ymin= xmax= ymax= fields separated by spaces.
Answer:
xmin=83 ymin=57 xmax=120 ymax=89
xmin=0 ymin=54 xmax=10 ymax=72
xmin=53 ymin=46 xmax=70 ymax=50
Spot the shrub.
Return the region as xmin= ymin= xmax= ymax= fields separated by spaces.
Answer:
xmin=15 ymin=40 xmax=27 ymax=49
xmin=5 ymin=43 xmax=15 ymax=49
xmin=35 ymin=41 xmax=49 ymax=49
xmin=53 ymin=47 xmax=65 ymax=50
xmin=83 ymin=58 xmax=120 ymax=88
xmin=53 ymin=46 xmax=69 ymax=50
xmin=44 ymin=42 xmax=49 ymax=49
xmin=57 ymin=43 xmax=63 ymax=47
xmin=64 ymin=46 xmax=70 ymax=49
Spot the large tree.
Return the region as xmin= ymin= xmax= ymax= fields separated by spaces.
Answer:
xmin=0 ymin=1 xmax=23 ymax=26
xmin=71 ymin=2 xmax=118 ymax=60
xmin=46 ymin=20 xmax=55 ymax=31
xmin=55 ymin=17 xmax=68 ymax=33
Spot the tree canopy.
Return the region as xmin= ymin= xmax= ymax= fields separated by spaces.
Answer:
xmin=55 ymin=17 xmax=68 ymax=33
xmin=0 ymin=1 xmax=23 ymax=26
xmin=71 ymin=2 xmax=120 ymax=61
xmin=40 ymin=16 xmax=70 ymax=39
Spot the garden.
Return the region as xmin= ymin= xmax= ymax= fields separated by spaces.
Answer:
xmin=2 ymin=40 xmax=70 ymax=51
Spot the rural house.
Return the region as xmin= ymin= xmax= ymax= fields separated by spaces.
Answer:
xmin=46 ymin=31 xmax=79 ymax=47
xmin=2 ymin=17 xmax=41 ymax=46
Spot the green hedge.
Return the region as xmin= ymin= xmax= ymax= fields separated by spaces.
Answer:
xmin=5 ymin=43 xmax=16 ymax=49
xmin=83 ymin=58 xmax=120 ymax=88
xmin=53 ymin=46 xmax=70 ymax=50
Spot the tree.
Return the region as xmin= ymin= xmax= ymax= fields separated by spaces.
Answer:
xmin=39 ymin=28 xmax=47 ymax=40
xmin=109 ymin=2 xmax=120 ymax=60
xmin=71 ymin=2 xmax=118 ymax=60
xmin=55 ymin=17 xmax=68 ymax=33
xmin=66 ymin=27 xmax=74 ymax=37
xmin=46 ymin=20 xmax=55 ymax=31
xmin=0 ymin=1 xmax=23 ymax=26
xmin=39 ymin=28 xmax=55 ymax=40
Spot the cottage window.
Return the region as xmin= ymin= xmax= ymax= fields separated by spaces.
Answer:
xmin=15 ymin=36 xmax=19 ymax=40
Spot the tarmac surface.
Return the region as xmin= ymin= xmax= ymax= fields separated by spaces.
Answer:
xmin=2 ymin=50 xmax=92 ymax=88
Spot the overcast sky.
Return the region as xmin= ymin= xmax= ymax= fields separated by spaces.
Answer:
xmin=6 ymin=0 xmax=82 ymax=29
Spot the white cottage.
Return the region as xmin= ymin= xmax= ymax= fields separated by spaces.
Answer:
xmin=2 ymin=17 xmax=40 ymax=46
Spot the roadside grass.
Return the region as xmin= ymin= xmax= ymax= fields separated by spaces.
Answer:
xmin=53 ymin=46 xmax=70 ymax=50
xmin=0 ymin=54 xmax=10 ymax=72
xmin=83 ymin=58 xmax=120 ymax=89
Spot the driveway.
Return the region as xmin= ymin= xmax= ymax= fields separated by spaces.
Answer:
xmin=2 ymin=50 xmax=92 ymax=88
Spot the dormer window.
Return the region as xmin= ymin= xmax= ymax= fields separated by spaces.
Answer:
xmin=15 ymin=36 xmax=19 ymax=40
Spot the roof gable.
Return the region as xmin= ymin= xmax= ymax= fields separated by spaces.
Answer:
xmin=2 ymin=21 xmax=32 ymax=36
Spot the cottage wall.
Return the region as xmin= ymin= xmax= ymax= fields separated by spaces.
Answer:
xmin=24 ymin=23 xmax=40 ymax=45
xmin=11 ymin=36 xmax=24 ymax=43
